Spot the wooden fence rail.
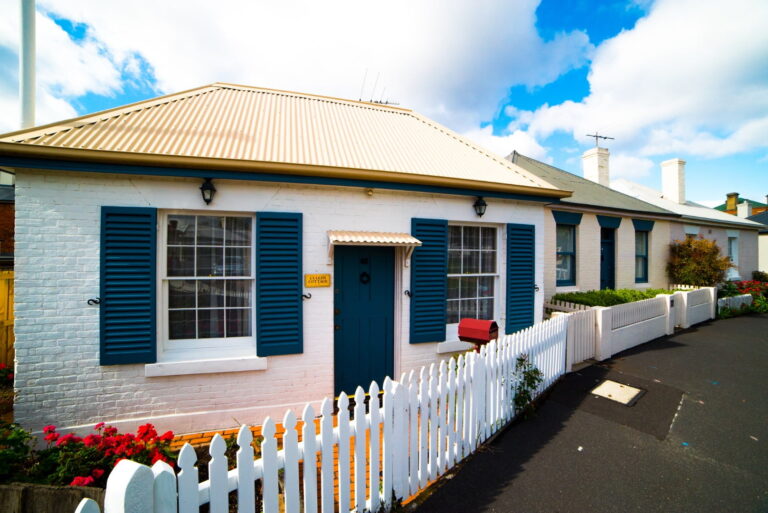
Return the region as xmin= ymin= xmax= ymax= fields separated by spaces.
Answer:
xmin=0 ymin=270 xmax=13 ymax=368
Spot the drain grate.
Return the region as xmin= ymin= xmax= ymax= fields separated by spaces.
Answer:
xmin=591 ymin=380 xmax=645 ymax=406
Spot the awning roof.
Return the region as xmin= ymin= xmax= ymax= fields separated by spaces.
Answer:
xmin=328 ymin=231 xmax=421 ymax=247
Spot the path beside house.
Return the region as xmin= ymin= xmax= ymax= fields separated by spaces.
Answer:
xmin=414 ymin=314 xmax=768 ymax=513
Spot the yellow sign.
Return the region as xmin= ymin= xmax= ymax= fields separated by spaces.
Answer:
xmin=304 ymin=273 xmax=331 ymax=288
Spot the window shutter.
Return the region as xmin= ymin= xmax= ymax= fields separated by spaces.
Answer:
xmin=506 ymin=223 xmax=535 ymax=334
xmin=256 ymin=212 xmax=303 ymax=356
xmin=100 ymin=206 xmax=157 ymax=365
xmin=410 ymin=218 xmax=448 ymax=343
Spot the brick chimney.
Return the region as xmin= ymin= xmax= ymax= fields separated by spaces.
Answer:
xmin=582 ymin=147 xmax=610 ymax=186
xmin=737 ymin=201 xmax=752 ymax=218
xmin=726 ymin=192 xmax=739 ymax=211
xmin=661 ymin=158 xmax=686 ymax=204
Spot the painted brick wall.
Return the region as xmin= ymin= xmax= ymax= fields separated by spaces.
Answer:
xmin=14 ymin=169 xmax=546 ymax=435
xmin=543 ymin=209 xmax=672 ymax=299
xmin=669 ymin=223 xmax=759 ymax=280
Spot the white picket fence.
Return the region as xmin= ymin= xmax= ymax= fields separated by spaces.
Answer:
xmin=717 ymin=294 xmax=753 ymax=312
xmin=76 ymin=315 xmax=569 ymax=513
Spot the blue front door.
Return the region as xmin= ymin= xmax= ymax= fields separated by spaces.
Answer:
xmin=333 ymin=246 xmax=395 ymax=396
xmin=600 ymin=228 xmax=616 ymax=290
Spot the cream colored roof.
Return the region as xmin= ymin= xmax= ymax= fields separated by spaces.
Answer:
xmin=328 ymin=231 xmax=422 ymax=246
xmin=0 ymin=83 xmax=566 ymax=197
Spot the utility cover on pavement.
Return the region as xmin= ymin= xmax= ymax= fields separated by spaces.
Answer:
xmin=591 ymin=380 xmax=644 ymax=406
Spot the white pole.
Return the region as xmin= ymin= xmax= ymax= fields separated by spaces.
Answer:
xmin=20 ymin=0 xmax=36 ymax=128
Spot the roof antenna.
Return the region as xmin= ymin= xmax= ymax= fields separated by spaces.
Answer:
xmin=358 ymin=69 xmax=368 ymax=102
xmin=586 ymin=132 xmax=614 ymax=147
xmin=369 ymin=72 xmax=380 ymax=102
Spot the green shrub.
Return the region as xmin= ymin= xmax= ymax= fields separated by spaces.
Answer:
xmin=0 ymin=422 xmax=33 ymax=483
xmin=751 ymin=295 xmax=768 ymax=313
xmin=667 ymin=237 xmax=731 ymax=286
xmin=514 ymin=354 xmax=543 ymax=417
xmin=551 ymin=288 xmax=675 ymax=307
xmin=753 ymin=270 xmax=768 ymax=282
xmin=718 ymin=281 xmax=740 ymax=298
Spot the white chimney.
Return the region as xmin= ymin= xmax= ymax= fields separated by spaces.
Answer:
xmin=20 ymin=0 xmax=36 ymax=128
xmin=661 ymin=158 xmax=686 ymax=204
xmin=737 ymin=201 xmax=752 ymax=218
xmin=582 ymin=147 xmax=610 ymax=187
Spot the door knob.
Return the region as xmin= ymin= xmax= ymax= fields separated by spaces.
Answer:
xmin=334 ymin=324 xmax=341 ymax=331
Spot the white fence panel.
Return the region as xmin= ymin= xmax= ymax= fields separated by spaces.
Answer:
xmin=686 ymin=288 xmax=715 ymax=326
xmin=717 ymin=294 xmax=753 ymax=312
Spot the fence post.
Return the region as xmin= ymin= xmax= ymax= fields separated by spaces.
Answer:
xmin=151 ymin=460 xmax=177 ymax=513
xmin=594 ymin=307 xmax=612 ymax=361
xmin=550 ymin=312 xmax=571 ymax=371
xmin=104 ymin=459 xmax=155 ymax=513
xmin=674 ymin=291 xmax=689 ymax=328
xmin=655 ymin=294 xmax=674 ymax=335
xmin=707 ymin=287 xmax=717 ymax=319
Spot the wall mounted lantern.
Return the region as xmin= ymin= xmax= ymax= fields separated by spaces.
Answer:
xmin=473 ymin=196 xmax=487 ymax=217
xmin=200 ymin=178 xmax=216 ymax=205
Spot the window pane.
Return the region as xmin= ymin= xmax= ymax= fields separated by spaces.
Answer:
xmin=226 ymin=309 xmax=251 ymax=337
xmin=197 ymin=216 xmax=224 ymax=246
xmin=556 ymin=225 xmax=574 ymax=252
xmin=448 ymin=250 xmax=462 ymax=274
xmin=635 ymin=232 xmax=648 ymax=256
xmin=169 ymin=310 xmax=196 ymax=340
xmin=226 ymin=280 xmax=252 ymax=307
xmin=449 ymin=226 xmax=462 ymax=250
xmin=169 ymin=280 xmax=196 ymax=308
xmin=556 ymin=254 xmax=573 ymax=282
xmin=198 ymin=280 xmax=225 ymax=308
xmin=481 ymin=228 xmax=496 ymax=249
xmin=226 ymin=247 xmax=251 ymax=276
xmin=478 ymin=298 xmax=493 ymax=320
xmin=446 ymin=300 xmax=459 ymax=324
xmin=197 ymin=247 xmax=224 ymax=276
xmin=462 ymin=251 xmax=480 ymax=274
xmin=168 ymin=246 xmax=195 ymax=276
xmin=478 ymin=276 xmax=494 ymax=298
xmin=447 ymin=277 xmax=460 ymax=300
xmin=460 ymin=277 xmax=478 ymax=299
xmin=481 ymin=250 xmax=496 ymax=273
xmin=198 ymin=309 xmax=225 ymax=339
xmin=463 ymin=226 xmax=480 ymax=249
xmin=460 ymin=299 xmax=477 ymax=319
xmin=226 ymin=217 xmax=252 ymax=246
xmin=168 ymin=215 xmax=196 ymax=245
xmin=635 ymin=257 xmax=646 ymax=280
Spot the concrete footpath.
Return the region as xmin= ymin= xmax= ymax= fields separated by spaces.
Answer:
xmin=414 ymin=314 xmax=768 ymax=513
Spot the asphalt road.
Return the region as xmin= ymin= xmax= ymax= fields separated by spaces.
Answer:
xmin=414 ymin=314 xmax=768 ymax=513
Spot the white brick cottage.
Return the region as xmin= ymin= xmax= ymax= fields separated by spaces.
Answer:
xmin=0 ymin=84 xmax=568 ymax=435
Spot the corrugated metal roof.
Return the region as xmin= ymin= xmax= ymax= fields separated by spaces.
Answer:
xmin=328 ymin=231 xmax=422 ymax=246
xmin=0 ymin=83 xmax=564 ymax=196
xmin=508 ymin=151 xmax=675 ymax=216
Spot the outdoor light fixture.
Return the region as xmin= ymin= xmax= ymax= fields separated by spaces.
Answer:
xmin=200 ymin=178 xmax=216 ymax=205
xmin=473 ymin=196 xmax=487 ymax=217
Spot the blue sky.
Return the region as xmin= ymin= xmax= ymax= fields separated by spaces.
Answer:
xmin=0 ymin=0 xmax=766 ymax=207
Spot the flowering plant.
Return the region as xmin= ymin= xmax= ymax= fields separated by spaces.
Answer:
xmin=0 ymin=363 xmax=13 ymax=388
xmin=36 ymin=422 xmax=175 ymax=487
xmin=733 ymin=280 xmax=768 ymax=298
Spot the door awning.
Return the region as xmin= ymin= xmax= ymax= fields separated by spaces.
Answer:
xmin=327 ymin=230 xmax=422 ymax=264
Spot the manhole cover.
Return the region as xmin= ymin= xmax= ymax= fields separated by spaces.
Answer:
xmin=591 ymin=380 xmax=644 ymax=406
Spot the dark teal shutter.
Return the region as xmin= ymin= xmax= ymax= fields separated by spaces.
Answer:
xmin=100 ymin=206 xmax=157 ymax=365
xmin=410 ymin=218 xmax=448 ymax=343
xmin=256 ymin=212 xmax=303 ymax=356
xmin=506 ymin=223 xmax=535 ymax=335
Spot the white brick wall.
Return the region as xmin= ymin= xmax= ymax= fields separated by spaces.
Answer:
xmin=669 ymin=222 xmax=759 ymax=280
xmin=14 ymin=169 xmax=546 ymax=435
xmin=543 ymin=209 xmax=672 ymax=299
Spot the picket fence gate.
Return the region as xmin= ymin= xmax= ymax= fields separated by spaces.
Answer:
xmin=76 ymin=315 xmax=569 ymax=513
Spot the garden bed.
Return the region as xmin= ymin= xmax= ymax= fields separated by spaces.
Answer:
xmin=550 ymin=288 xmax=677 ymax=307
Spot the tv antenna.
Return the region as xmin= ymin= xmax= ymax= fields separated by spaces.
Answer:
xmin=586 ymin=132 xmax=614 ymax=147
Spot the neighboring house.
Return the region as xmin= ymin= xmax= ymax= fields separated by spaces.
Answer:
xmin=508 ymin=149 xmax=680 ymax=299
xmin=613 ymin=159 xmax=762 ymax=281
xmin=0 ymin=83 xmax=569 ymax=435
xmin=746 ymin=211 xmax=768 ymax=273
xmin=714 ymin=192 xmax=768 ymax=217
xmin=0 ymin=176 xmax=13 ymax=269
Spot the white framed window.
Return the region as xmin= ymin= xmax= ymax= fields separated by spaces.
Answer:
xmin=446 ymin=225 xmax=499 ymax=334
xmin=159 ymin=212 xmax=256 ymax=360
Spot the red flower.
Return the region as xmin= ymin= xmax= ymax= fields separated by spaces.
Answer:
xmin=83 ymin=434 xmax=102 ymax=447
xmin=91 ymin=468 xmax=105 ymax=479
xmin=137 ymin=424 xmax=157 ymax=441
xmin=44 ymin=432 xmax=60 ymax=443
xmin=56 ymin=433 xmax=82 ymax=446
xmin=103 ymin=426 xmax=118 ymax=437
xmin=43 ymin=425 xmax=57 ymax=434
xmin=94 ymin=422 xmax=105 ymax=430
xmin=159 ymin=431 xmax=174 ymax=442
xmin=70 ymin=476 xmax=95 ymax=487
xmin=0 ymin=363 xmax=5 ymax=370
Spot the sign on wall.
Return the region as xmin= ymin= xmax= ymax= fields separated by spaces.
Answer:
xmin=304 ymin=273 xmax=331 ymax=288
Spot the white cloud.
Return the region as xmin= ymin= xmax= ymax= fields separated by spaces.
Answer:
xmin=0 ymin=0 xmax=593 ymax=134
xmin=462 ymin=125 xmax=549 ymax=162
xmin=523 ymin=0 xmax=768 ymax=158
xmin=610 ymin=154 xmax=654 ymax=179
xmin=696 ymin=199 xmax=722 ymax=208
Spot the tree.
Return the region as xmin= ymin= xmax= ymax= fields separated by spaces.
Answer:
xmin=667 ymin=237 xmax=731 ymax=286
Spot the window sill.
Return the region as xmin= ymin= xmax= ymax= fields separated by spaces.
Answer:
xmin=436 ymin=340 xmax=475 ymax=354
xmin=555 ymin=285 xmax=580 ymax=293
xmin=145 ymin=356 xmax=268 ymax=377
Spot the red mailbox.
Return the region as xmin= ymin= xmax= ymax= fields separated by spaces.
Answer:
xmin=458 ymin=318 xmax=498 ymax=348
